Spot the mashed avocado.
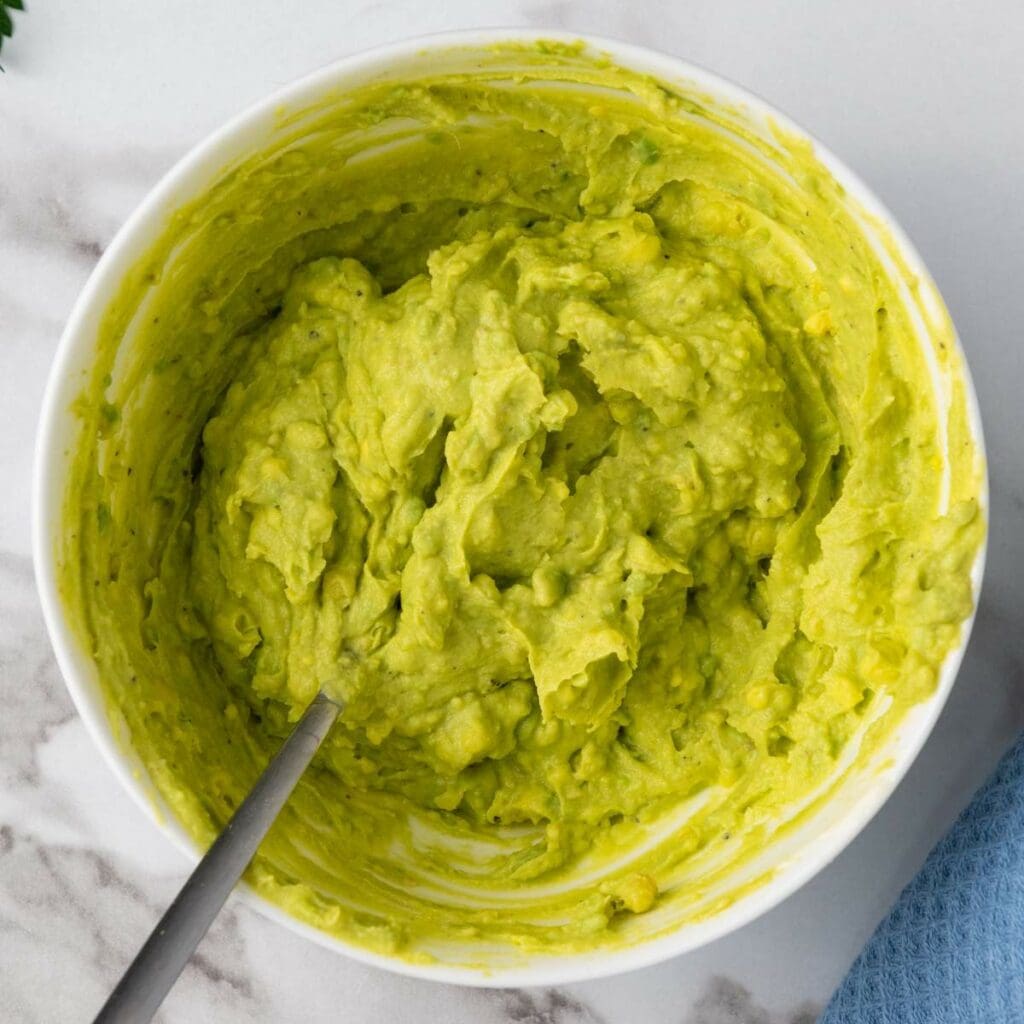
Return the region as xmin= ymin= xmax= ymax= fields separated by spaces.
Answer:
xmin=61 ymin=44 xmax=984 ymax=959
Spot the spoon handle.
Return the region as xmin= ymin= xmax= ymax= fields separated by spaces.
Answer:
xmin=93 ymin=691 xmax=342 ymax=1024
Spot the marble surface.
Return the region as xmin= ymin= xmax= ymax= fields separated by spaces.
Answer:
xmin=2 ymin=1 xmax=1022 ymax=1021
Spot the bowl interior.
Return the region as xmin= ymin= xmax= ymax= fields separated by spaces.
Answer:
xmin=35 ymin=32 xmax=986 ymax=985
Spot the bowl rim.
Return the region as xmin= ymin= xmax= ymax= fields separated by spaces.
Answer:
xmin=32 ymin=26 xmax=989 ymax=987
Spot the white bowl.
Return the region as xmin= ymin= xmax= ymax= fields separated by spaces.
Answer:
xmin=33 ymin=29 xmax=988 ymax=986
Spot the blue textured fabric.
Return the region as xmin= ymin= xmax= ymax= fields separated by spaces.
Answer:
xmin=821 ymin=732 xmax=1024 ymax=1023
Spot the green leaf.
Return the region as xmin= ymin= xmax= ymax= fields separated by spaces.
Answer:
xmin=0 ymin=0 xmax=25 ymax=59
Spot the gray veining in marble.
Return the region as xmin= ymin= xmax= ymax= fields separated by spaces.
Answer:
xmin=2 ymin=1 xmax=1022 ymax=1021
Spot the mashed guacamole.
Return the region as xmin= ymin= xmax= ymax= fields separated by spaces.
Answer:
xmin=61 ymin=44 xmax=984 ymax=958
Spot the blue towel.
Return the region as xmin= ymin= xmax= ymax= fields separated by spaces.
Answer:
xmin=820 ymin=732 xmax=1024 ymax=1023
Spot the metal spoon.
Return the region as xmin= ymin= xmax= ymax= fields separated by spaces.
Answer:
xmin=92 ymin=691 xmax=342 ymax=1024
